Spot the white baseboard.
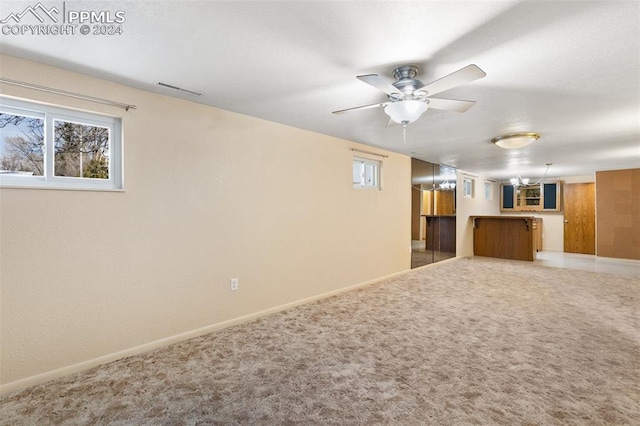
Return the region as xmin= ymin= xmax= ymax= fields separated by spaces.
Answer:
xmin=0 ymin=264 xmax=435 ymax=396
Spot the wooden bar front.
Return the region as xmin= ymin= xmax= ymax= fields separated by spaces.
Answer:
xmin=472 ymin=216 xmax=537 ymax=261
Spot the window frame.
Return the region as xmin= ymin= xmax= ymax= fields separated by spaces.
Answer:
xmin=463 ymin=177 xmax=474 ymax=198
xmin=352 ymin=156 xmax=381 ymax=190
xmin=484 ymin=181 xmax=493 ymax=200
xmin=0 ymin=97 xmax=123 ymax=191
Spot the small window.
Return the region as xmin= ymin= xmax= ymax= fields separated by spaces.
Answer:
xmin=463 ymin=178 xmax=474 ymax=198
xmin=0 ymin=97 xmax=122 ymax=190
xmin=353 ymin=157 xmax=380 ymax=189
xmin=484 ymin=182 xmax=493 ymax=200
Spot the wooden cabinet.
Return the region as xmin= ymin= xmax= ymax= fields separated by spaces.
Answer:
xmin=541 ymin=183 xmax=561 ymax=211
xmin=518 ymin=186 xmax=541 ymax=209
xmin=500 ymin=182 xmax=561 ymax=212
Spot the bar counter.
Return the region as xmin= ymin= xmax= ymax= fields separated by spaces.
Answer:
xmin=471 ymin=216 xmax=539 ymax=261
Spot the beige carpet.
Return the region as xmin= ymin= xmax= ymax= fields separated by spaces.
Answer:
xmin=1 ymin=257 xmax=639 ymax=425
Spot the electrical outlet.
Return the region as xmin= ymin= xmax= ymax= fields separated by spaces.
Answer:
xmin=230 ymin=278 xmax=239 ymax=291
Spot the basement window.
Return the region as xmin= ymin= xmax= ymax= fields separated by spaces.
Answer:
xmin=353 ymin=157 xmax=380 ymax=189
xmin=484 ymin=182 xmax=493 ymax=200
xmin=463 ymin=177 xmax=474 ymax=198
xmin=0 ymin=97 xmax=122 ymax=190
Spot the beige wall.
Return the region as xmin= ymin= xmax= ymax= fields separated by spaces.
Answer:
xmin=455 ymin=171 xmax=501 ymax=257
xmin=0 ymin=55 xmax=411 ymax=391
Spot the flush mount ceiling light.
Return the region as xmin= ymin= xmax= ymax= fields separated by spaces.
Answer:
xmin=384 ymin=100 xmax=429 ymax=125
xmin=491 ymin=132 xmax=540 ymax=149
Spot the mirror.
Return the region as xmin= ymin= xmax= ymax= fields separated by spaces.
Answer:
xmin=411 ymin=159 xmax=457 ymax=268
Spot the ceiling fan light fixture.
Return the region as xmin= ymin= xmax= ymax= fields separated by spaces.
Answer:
xmin=384 ymin=100 xmax=428 ymax=124
xmin=491 ymin=132 xmax=540 ymax=149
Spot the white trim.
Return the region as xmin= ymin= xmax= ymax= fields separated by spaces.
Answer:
xmin=463 ymin=177 xmax=474 ymax=198
xmin=352 ymin=156 xmax=381 ymax=190
xmin=484 ymin=181 xmax=493 ymax=200
xmin=0 ymin=97 xmax=123 ymax=190
xmin=0 ymin=263 xmax=440 ymax=396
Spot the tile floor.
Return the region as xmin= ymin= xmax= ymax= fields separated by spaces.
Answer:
xmin=534 ymin=251 xmax=640 ymax=277
xmin=412 ymin=239 xmax=639 ymax=277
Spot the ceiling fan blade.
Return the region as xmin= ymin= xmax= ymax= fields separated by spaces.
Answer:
xmin=385 ymin=116 xmax=398 ymax=128
xmin=420 ymin=64 xmax=486 ymax=97
xmin=332 ymin=101 xmax=389 ymax=115
xmin=427 ymin=98 xmax=476 ymax=113
xmin=357 ymin=74 xmax=402 ymax=97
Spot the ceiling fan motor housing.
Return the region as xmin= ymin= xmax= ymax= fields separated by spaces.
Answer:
xmin=392 ymin=65 xmax=419 ymax=80
xmin=391 ymin=65 xmax=427 ymax=99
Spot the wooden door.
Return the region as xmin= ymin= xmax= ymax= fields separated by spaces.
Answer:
xmin=411 ymin=187 xmax=421 ymax=240
xmin=563 ymin=183 xmax=595 ymax=254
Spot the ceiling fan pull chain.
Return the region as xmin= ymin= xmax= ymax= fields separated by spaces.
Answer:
xmin=403 ymin=122 xmax=407 ymax=144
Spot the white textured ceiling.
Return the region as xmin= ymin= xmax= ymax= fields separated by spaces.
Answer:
xmin=1 ymin=0 xmax=638 ymax=180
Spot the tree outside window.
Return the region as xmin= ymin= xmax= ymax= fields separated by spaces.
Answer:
xmin=0 ymin=113 xmax=44 ymax=176
xmin=54 ymin=121 xmax=110 ymax=179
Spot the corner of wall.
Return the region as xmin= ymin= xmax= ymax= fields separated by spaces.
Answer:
xmin=455 ymin=170 xmax=501 ymax=257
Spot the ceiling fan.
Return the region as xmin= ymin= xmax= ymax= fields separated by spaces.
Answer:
xmin=333 ymin=64 xmax=486 ymax=127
